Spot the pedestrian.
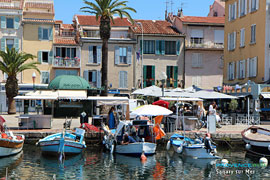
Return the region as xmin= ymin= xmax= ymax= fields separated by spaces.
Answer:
xmin=107 ymin=107 xmax=116 ymax=129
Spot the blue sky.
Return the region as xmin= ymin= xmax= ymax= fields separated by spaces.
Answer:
xmin=55 ymin=0 xmax=215 ymax=24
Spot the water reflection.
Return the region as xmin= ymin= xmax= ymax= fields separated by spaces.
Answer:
xmin=0 ymin=151 xmax=23 ymax=178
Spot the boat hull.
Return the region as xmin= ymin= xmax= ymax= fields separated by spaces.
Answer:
xmin=39 ymin=140 xmax=85 ymax=155
xmin=0 ymin=139 xmax=24 ymax=157
xmin=115 ymin=142 xmax=156 ymax=156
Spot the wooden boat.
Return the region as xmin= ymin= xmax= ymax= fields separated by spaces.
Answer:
xmin=168 ymin=134 xmax=219 ymax=159
xmin=0 ymin=131 xmax=24 ymax=157
xmin=241 ymin=126 xmax=270 ymax=155
xmin=36 ymin=128 xmax=86 ymax=156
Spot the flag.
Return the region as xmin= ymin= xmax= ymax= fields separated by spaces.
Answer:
xmin=136 ymin=51 xmax=141 ymax=62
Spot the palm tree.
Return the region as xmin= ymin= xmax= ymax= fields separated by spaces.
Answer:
xmin=81 ymin=0 xmax=136 ymax=96
xmin=0 ymin=48 xmax=40 ymax=114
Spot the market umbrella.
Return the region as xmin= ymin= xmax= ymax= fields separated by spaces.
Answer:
xmin=131 ymin=105 xmax=173 ymax=116
xmin=152 ymin=100 xmax=169 ymax=109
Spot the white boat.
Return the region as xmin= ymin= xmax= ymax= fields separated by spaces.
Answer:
xmin=103 ymin=120 xmax=157 ymax=156
xmin=242 ymin=126 xmax=270 ymax=155
xmin=0 ymin=131 xmax=24 ymax=157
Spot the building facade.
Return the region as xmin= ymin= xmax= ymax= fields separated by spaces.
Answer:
xmin=208 ymin=0 xmax=225 ymax=17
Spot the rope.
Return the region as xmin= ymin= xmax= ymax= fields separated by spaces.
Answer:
xmin=246 ymin=149 xmax=270 ymax=158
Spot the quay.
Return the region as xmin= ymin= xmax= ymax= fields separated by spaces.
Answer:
xmin=3 ymin=113 xmax=270 ymax=147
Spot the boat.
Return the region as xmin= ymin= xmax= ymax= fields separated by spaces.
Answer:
xmin=241 ymin=126 xmax=270 ymax=155
xmin=102 ymin=120 xmax=157 ymax=156
xmin=36 ymin=128 xmax=86 ymax=156
xmin=168 ymin=134 xmax=219 ymax=159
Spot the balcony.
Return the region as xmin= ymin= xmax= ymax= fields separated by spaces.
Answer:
xmin=81 ymin=30 xmax=134 ymax=39
xmin=186 ymin=41 xmax=224 ymax=49
xmin=52 ymin=57 xmax=80 ymax=68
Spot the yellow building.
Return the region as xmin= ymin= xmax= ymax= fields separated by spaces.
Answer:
xmin=224 ymin=0 xmax=268 ymax=85
xmin=22 ymin=0 xmax=54 ymax=84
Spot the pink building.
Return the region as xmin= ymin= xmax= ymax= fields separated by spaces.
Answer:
xmin=208 ymin=0 xmax=225 ymax=17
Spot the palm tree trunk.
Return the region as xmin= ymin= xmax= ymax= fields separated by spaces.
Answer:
xmin=5 ymin=75 xmax=18 ymax=114
xmin=8 ymin=97 xmax=16 ymax=114
xmin=101 ymin=39 xmax=108 ymax=96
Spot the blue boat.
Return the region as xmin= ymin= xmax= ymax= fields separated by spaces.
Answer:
xmin=36 ymin=128 xmax=86 ymax=156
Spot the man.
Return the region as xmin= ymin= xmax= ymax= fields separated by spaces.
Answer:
xmin=122 ymin=132 xmax=136 ymax=144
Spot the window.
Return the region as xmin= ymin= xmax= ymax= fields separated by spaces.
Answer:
xmin=6 ymin=18 xmax=14 ymax=28
xmin=141 ymin=40 xmax=155 ymax=54
xmin=250 ymin=0 xmax=259 ymax=12
xmin=250 ymin=24 xmax=256 ymax=44
xmin=6 ymin=39 xmax=14 ymax=50
xmin=214 ymin=30 xmax=224 ymax=45
xmin=240 ymin=28 xmax=245 ymax=47
xmin=190 ymin=29 xmax=204 ymax=45
xmin=165 ymin=41 xmax=176 ymax=55
xmin=166 ymin=66 xmax=178 ymax=88
xmin=83 ymin=70 xmax=101 ymax=88
xmin=192 ymin=53 xmax=202 ymax=68
xmin=228 ymin=62 xmax=235 ymax=80
xmin=228 ymin=32 xmax=236 ymax=51
xmin=143 ymin=65 xmax=155 ymax=87
xmin=237 ymin=60 xmax=246 ymax=79
xmin=229 ymin=2 xmax=237 ymax=21
xmin=89 ymin=46 xmax=101 ymax=64
xmin=41 ymin=71 xmax=49 ymax=84
xmin=42 ymin=51 xmax=49 ymax=63
xmin=42 ymin=28 xmax=49 ymax=40
xmin=38 ymin=27 xmax=52 ymax=40
xmin=248 ymin=57 xmax=257 ymax=77
xmin=119 ymin=47 xmax=127 ymax=64
xmin=239 ymin=0 xmax=247 ymax=17
xmin=119 ymin=71 xmax=128 ymax=89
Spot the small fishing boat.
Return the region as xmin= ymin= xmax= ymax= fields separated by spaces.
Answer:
xmin=242 ymin=126 xmax=270 ymax=155
xmin=0 ymin=131 xmax=24 ymax=157
xmin=103 ymin=120 xmax=157 ymax=156
xmin=168 ymin=134 xmax=219 ymax=159
xmin=36 ymin=128 xmax=86 ymax=156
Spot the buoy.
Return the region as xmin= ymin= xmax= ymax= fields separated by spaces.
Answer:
xmin=245 ymin=143 xmax=251 ymax=150
xmin=140 ymin=151 xmax=147 ymax=162
xmin=176 ymin=145 xmax=183 ymax=154
xmin=259 ymin=157 xmax=268 ymax=167
xmin=166 ymin=141 xmax=171 ymax=151
xmin=268 ymin=145 xmax=270 ymax=151
xmin=221 ymin=159 xmax=228 ymax=166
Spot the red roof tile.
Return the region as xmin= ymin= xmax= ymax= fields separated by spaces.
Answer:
xmin=55 ymin=20 xmax=63 ymax=24
xmin=62 ymin=24 xmax=74 ymax=30
xmin=54 ymin=38 xmax=77 ymax=45
xmin=178 ymin=16 xmax=225 ymax=24
xmin=25 ymin=2 xmax=53 ymax=9
xmin=131 ymin=20 xmax=180 ymax=35
xmin=76 ymin=15 xmax=131 ymax=27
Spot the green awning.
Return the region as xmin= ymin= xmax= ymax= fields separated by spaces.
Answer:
xmin=48 ymin=75 xmax=91 ymax=90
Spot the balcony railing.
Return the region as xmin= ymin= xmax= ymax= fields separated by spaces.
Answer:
xmin=186 ymin=41 xmax=224 ymax=49
xmin=81 ymin=30 xmax=134 ymax=39
xmin=52 ymin=57 xmax=80 ymax=68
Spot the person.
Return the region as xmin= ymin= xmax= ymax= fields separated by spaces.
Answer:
xmin=0 ymin=116 xmax=6 ymax=132
xmin=197 ymin=102 xmax=206 ymax=128
xmin=213 ymin=104 xmax=222 ymax=128
xmin=208 ymin=101 xmax=216 ymax=115
xmin=107 ymin=107 xmax=116 ymax=129
xmin=122 ymin=132 xmax=136 ymax=144
xmin=131 ymin=126 xmax=141 ymax=142
xmin=204 ymin=133 xmax=213 ymax=153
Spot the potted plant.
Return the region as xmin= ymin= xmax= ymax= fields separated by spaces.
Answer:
xmin=229 ymin=99 xmax=238 ymax=125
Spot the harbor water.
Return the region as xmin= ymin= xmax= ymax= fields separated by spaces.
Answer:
xmin=0 ymin=145 xmax=270 ymax=180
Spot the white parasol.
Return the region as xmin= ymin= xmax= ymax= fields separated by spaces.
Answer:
xmin=130 ymin=105 xmax=173 ymax=116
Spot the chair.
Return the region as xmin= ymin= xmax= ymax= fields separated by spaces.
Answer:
xmin=221 ymin=114 xmax=232 ymax=125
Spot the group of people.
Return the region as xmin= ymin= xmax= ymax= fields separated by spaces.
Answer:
xmin=122 ymin=126 xmax=141 ymax=145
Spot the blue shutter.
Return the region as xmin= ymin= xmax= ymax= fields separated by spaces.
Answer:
xmin=115 ymin=46 xmax=120 ymax=65
xmin=83 ymin=70 xmax=89 ymax=81
xmin=176 ymin=40 xmax=180 ymax=55
xmin=14 ymin=38 xmax=19 ymax=51
xmin=155 ymin=40 xmax=160 ymax=55
xmin=38 ymin=27 xmax=42 ymax=40
xmin=1 ymin=38 xmax=5 ymax=51
xmin=124 ymin=71 xmax=128 ymax=88
xmin=161 ymin=40 xmax=165 ymax=55
xmin=92 ymin=71 xmax=97 ymax=83
xmin=14 ymin=16 xmax=20 ymax=29
xmin=97 ymin=45 xmax=101 ymax=64
xmin=97 ymin=71 xmax=101 ymax=88
xmin=1 ymin=16 xmax=6 ymax=29
xmin=88 ymin=46 xmax=93 ymax=63
xmin=48 ymin=51 xmax=53 ymax=64
xmin=49 ymin=27 xmax=53 ymax=41
xmin=127 ymin=46 xmax=132 ymax=65
xmin=119 ymin=71 xmax=123 ymax=88
xmin=38 ymin=51 xmax=42 ymax=63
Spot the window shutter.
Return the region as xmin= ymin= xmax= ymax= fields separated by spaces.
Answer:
xmin=234 ymin=2 xmax=237 ymax=19
xmin=229 ymin=4 xmax=231 ymax=21
xmin=174 ymin=66 xmax=178 ymax=87
xmin=192 ymin=53 xmax=198 ymax=67
xmin=247 ymin=58 xmax=250 ymax=77
xmin=140 ymin=40 xmax=143 ymax=54
xmin=161 ymin=40 xmax=165 ymax=55
xmin=49 ymin=27 xmax=53 ymax=41
xmin=114 ymin=46 xmax=120 ymax=65
xmin=254 ymin=57 xmax=257 ymax=77
xmin=166 ymin=66 xmax=170 ymax=87
xmin=49 ymin=51 xmax=53 ymax=64
xmin=97 ymin=71 xmax=101 ymax=88
xmin=245 ymin=0 xmax=247 ymax=14
xmin=1 ymin=38 xmax=5 ymax=51
xmin=176 ymin=40 xmax=180 ymax=55
xmin=249 ymin=0 xmax=251 ymax=12
xmin=1 ymin=16 xmax=6 ymax=29
xmin=243 ymin=60 xmax=246 ymax=78
xmin=256 ymin=0 xmax=259 ymax=10
xmin=233 ymin=31 xmax=236 ymax=49
xmin=198 ymin=53 xmax=202 ymax=67
xmin=38 ymin=51 xmax=42 ymax=63
xmin=236 ymin=61 xmax=240 ymax=79
xmin=83 ymin=70 xmax=89 ymax=81
xmin=227 ymin=63 xmax=230 ymax=80
xmin=227 ymin=33 xmax=230 ymax=50
xmin=152 ymin=66 xmax=155 ymax=85
xmin=232 ymin=62 xmax=235 ymax=79
xmin=14 ymin=16 xmax=20 ymax=29
xmin=127 ymin=46 xmax=132 ymax=65
xmin=88 ymin=46 xmax=93 ymax=63
xmin=238 ymin=0 xmax=241 ymax=17
xmin=124 ymin=71 xmax=128 ymax=88
xmin=38 ymin=27 xmax=42 ymax=40
xmin=155 ymin=40 xmax=160 ymax=55
xmin=92 ymin=71 xmax=97 ymax=83
xmin=97 ymin=45 xmax=101 ymax=64
xmin=143 ymin=66 xmax=147 ymax=88
xmin=67 ymin=48 xmax=71 ymax=58
xmin=14 ymin=38 xmax=19 ymax=51
xmin=119 ymin=71 xmax=123 ymax=88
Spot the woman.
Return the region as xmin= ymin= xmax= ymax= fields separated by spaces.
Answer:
xmin=213 ymin=104 xmax=222 ymax=128
xmin=107 ymin=107 xmax=116 ymax=129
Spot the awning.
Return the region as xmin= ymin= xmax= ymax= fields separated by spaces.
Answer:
xmin=87 ymin=96 xmax=129 ymax=105
xmin=161 ymin=97 xmax=203 ymax=101
xmin=14 ymin=90 xmax=58 ymax=100
xmin=261 ymin=93 xmax=270 ymax=99
xmin=58 ymin=90 xmax=87 ymax=100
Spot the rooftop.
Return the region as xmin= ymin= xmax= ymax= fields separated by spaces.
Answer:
xmin=178 ymin=16 xmax=225 ymax=25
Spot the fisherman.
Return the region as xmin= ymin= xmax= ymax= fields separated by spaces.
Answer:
xmin=131 ymin=126 xmax=141 ymax=142
xmin=122 ymin=132 xmax=136 ymax=144
xmin=204 ymin=133 xmax=213 ymax=153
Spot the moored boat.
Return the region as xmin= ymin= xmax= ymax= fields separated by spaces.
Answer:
xmin=36 ymin=128 xmax=86 ymax=156
xmin=241 ymin=126 xmax=270 ymax=155
xmin=0 ymin=131 xmax=25 ymax=157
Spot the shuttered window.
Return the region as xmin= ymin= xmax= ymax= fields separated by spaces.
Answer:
xmin=239 ymin=0 xmax=247 ymax=17
xmin=141 ymin=40 xmax=155 ymax=54
xmin=192 ymin=53 xmax=202 ymax=68
xmin=250 ymin=24 xmax=256 ymax=44
xmin=119 ymin=71 xmax=128 ymax=89
xmin=248 ymin=57 xmax=257 ymax=77
xmin=228 ymin=32 xmax=236 ymax=51
xmin=165 ymin=41 xmax=176 ymax=55
xmin=240 ymin=28 xmax=245 ymax=47
xmin=228 ymin=62 xmax=235 ymax=80
xmin=229 ymin=2 xmax=237 ymax=21
xmin=250 ymin=0 xmax=259 ymax=12
xmin=41 ymin=71 xmax=50 ymax=84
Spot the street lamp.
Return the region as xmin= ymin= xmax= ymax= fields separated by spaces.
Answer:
xmin=159 ymin=72 xmax=167 ymax=97
xmin=136 ymin=22 xmax=143 ymax=89
xmin=32 ymin=72 xmax=36 ymax=91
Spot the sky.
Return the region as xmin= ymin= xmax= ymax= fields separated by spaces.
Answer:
xmin=55 ymin=0 xmax=215 ymax=24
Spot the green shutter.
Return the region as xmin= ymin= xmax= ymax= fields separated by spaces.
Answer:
xmin=14 ymin=38 xmax=19 ymax=51
xmin=38 ymin=27 xmax=42 ymax=40
xmin=14 ymin=16 xmax=20 ymax=29
xmin=143 ymin=66 xmax=147 ymax=88
xmin=166 ymin=66 xmax=170 ymax=87
xmin=174 ymin=66 xmax=178 ymax=87
xmin=49 ymin=51 xmax=53 ymax=64
xmin=161 ymin=40 xmax=165 ymax=55
xmin=176 ymin=40 xmax=180 ymax=55
xmin=152 ymin=66 xmax=155 ymax=86
xmin=1 ymin=38 xmax=5 ymax=51
xmin=1 ymin=16 xmax=6 ymax=29
xmin=38 ymin=51 xmax=42 ymax=62
xmin=140 ymin=40 xmax=143 ymax=54
xmin=155 ymin=40 xmax=160 ymax=55
xmin=49 ymin=27 xmax=53 ymax=41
